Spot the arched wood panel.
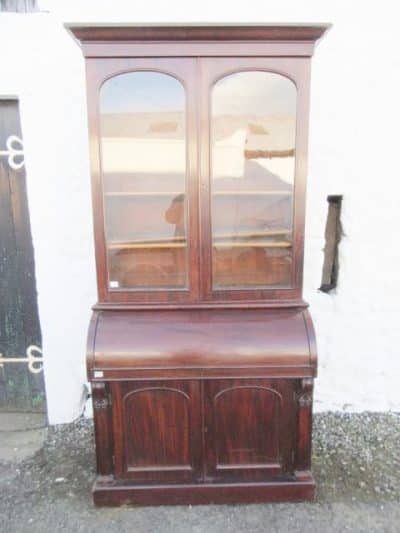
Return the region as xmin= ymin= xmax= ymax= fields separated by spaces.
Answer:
xmin=111 ymin=380 xmax=201 ymax=481
xmin=214 ymin=386 xmax=282 ymax=465
xmin=204 ymin=379 xmax=296 ymax=481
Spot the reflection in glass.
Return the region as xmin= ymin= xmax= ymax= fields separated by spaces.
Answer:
xmin=99 ymin=72 xmax=187 ymax=290
xmin=211 ymin=71 xmax=296 ymax=288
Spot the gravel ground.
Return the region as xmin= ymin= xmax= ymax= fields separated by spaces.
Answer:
xmin=0 ymin=413 xmax=399 ymax=532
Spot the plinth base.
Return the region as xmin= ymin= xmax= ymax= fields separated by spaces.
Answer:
xmin=93 ymin=473 xmax=316 ymax=506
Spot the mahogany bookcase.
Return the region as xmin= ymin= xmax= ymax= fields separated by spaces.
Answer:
xmin=68 ymin=24 xmax=329 ymax=506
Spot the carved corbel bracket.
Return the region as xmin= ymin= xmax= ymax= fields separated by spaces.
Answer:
xmin=295 ymin=377 xmax=314 ymax=472
xmin=298 ymin=377 xmax=313 ymax=407
xmin=92 ymin=382 xmax=110 ymax=410
xmin=91 ymin=381 xmax=114 ymax=476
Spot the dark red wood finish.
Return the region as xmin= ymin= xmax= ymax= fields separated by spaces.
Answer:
xmin=204 ymin=379 xmax=297 ymax=482
xmin=198 ymin=56 xmax=310 ymax=304
xmin=67 ymin=24 xmax=329 ymax=506
xmin=67 ymin=22 xmax=329 ymax=308
xmin=91 ymin=381 xmax=113 ymax=478
xmin=88 ymin=308 xmax=315 ymax=375
xmin=84 ymin=57 xmax=200 ymax=305
xmin=86 ymin=307 xmax=318 ymax=503
xmin=68 ymin=24 xmax=328 ymax=43
xmin=84 ymin=52 xmax=310 ymax=306
xmin=111 ymin=380 xmax=202 ymax=482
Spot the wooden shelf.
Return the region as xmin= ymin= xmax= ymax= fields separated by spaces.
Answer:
xmin=105 ymin=191 xmax=184 ymax=198
xmin=104 ymin=190 xmax=292 ymax=198
xmin=108 ymin=241 xmax=291 ymax=250
xmin=108 ymin=230 xmax=292 ymax=251
xmin=108 ymin=241 xmax=187 ymax=250
xmin=214 ymin=229 xmax=291 ymax=240
xmin=214 ymin=241 xmax=292 ymax=248
xmin=213 ymin=190 xmax=292 ymax=197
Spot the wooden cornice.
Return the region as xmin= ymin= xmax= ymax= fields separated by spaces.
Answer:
xmin=66 ymin=23 xmax=330 ymax=44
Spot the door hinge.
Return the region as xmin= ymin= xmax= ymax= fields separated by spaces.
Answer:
xmin=0 ymin=345 xmax=43 ymax=374
xmin=0 ymin=134 xmax=25 ymax=170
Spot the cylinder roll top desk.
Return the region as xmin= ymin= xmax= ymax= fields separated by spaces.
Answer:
xmin=67 ymin=23 xmax=329 ymax=506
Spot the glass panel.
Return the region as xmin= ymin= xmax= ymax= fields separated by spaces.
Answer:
xmin=99 ymin=72 xmax=187 ymax=290
xmin=211 ymin=71 xmax=296 ymax=289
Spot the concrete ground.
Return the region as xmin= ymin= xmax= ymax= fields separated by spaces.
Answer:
xmin=0 ymin=412 xmax=399 ymax=533
xmin=0 ymin=413 xmax=46 ymax=463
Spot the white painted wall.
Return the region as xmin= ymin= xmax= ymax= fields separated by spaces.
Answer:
xmin=0 ymin=1 xmax=399 ymax=423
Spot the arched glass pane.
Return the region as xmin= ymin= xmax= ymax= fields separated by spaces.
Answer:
xmin=99 ymin=72 xmax=187 ymax=290
xmin=211 ymin=71 xmax=296 ymax=288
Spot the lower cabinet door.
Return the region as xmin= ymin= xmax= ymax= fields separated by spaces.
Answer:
xmin=111 ymin=380 xmax=201 ymax=482
xmin=204 ymin=379 xmax=297 ymax=482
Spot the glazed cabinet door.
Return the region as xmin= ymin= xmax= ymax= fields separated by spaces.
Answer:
xmin=199 ymin=57 xmax=310 ymax=302
xmin=86 ymin=58 xmax=200 ymax=304
xmin=111 ymin=380 xmax=201 ymax=482
xmin=204 ymin=379 xmax=297 ymax=482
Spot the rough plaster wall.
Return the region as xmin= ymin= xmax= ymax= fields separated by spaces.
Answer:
xmin=0 ymin=12 xmax=96 ymax=423
xmin=0 ymin=1 xmax=399 ymax=423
